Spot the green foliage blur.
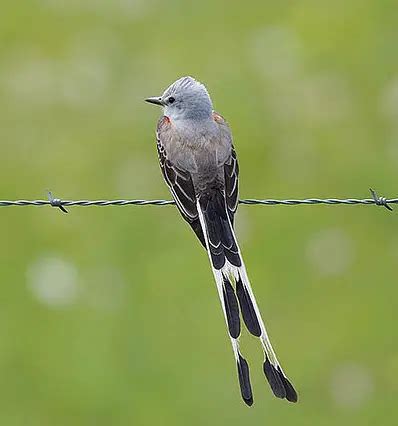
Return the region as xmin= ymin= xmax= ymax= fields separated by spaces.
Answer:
xmin=1 ymin=1 xmax=398 ymax=424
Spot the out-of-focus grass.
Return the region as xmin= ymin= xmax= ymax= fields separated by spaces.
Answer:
xmin=1 ymin=1 xmax=398 ymax=425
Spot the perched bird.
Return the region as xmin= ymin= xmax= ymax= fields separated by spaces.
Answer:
xmin=145 ymin=76 xmax=297 ymax=406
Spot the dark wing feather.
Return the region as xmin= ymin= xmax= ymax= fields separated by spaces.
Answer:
xmin=156 ymin=122 xmax=206 ymax=247
xmin=224 ymin=145 xmax=239 ymax=225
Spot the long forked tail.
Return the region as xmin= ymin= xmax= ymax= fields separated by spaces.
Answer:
xmin=196 ymin=191 xmax=297 ymax=405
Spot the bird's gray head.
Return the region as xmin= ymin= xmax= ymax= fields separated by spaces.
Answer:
xmin=145 ymin=76 xmax=213 ymax=120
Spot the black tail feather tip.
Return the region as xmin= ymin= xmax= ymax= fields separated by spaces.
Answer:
xmin=263 ymin=357 xmax=286 ymax=399
xmin=222 ymin=276 xmax=240 ymax=339
xmin=278 ymin=366 xmax=298 ymax=403
xmin=263 ymin=358 xmax=298 ymax=403
xmin=237 ymin=354 xmax=253 ymax=406
xmin=236 ymin=275 xmax=261 ymax=337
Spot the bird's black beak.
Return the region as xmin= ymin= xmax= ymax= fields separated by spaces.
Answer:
xmin=145 ymin=96 xmax=164 ymax=106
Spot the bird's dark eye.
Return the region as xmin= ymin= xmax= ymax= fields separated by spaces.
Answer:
xmin=168 ymin=96 xmax=175 ymax=104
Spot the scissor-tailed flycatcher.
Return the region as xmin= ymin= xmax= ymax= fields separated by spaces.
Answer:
xmin=146 ymin=76 xmax=297 ymax=406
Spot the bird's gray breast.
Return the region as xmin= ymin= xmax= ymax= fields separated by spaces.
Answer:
xmin=166 ymin=119 xmax=231 ymax=191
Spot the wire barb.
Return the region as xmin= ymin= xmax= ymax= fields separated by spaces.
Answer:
xmin=48 ymin=191 xmax=68 ymax=213
xmin=369 ymin=188 xmax=393 ymax=211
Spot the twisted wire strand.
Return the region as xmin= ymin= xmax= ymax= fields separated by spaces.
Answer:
xmin=239 ymin=198 xmax=397 ymax=206
xmin=0 ymin=189 xmax=395 ymax=212
xmin=0 ymin=199 xmax=175 ymax=207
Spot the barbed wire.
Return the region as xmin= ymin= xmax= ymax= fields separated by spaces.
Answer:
xmin=0 ymin=189 xmax=395 ymax=213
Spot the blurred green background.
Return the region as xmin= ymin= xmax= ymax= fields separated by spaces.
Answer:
xmin=1 ymin=1 xmax=398 ymax=425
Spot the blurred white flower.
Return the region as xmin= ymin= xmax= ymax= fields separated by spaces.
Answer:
xmin=306 ymin=228 xmax=354 ymax=276
xmin=27 ymin=255 xmax=79 ymax=307
xmin=330 ymin=362 xmax=374 ymax=409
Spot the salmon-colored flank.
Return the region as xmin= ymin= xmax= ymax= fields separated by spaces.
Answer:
xmin=212 ymin=112 xmax=223 ymax=123
xmin=159 ymin=116 xmax=171 ymax=130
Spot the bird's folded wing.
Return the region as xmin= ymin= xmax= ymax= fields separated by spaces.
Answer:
xmin=156 ymin=128 xmax=198 ymax=222
xmin=223 ymin=145 xmax=239 ymax=223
